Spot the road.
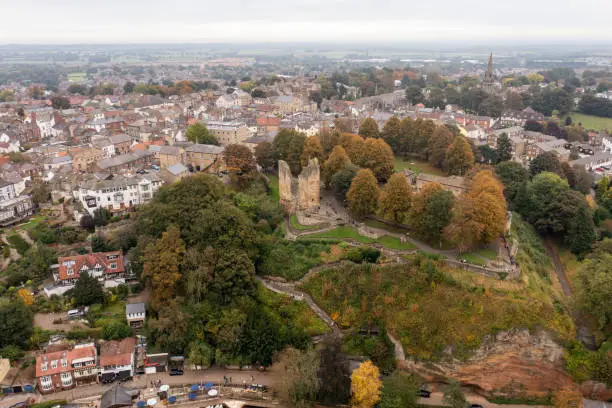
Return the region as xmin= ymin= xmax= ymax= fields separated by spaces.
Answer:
xmin=419 ymin=392 xmax=552 ymax=408
xmin=40 ymin=367 xmax=281 ymax=402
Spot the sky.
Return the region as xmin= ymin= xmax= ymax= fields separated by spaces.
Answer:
xmin=1 ymin=0 xmax=611 ymax=44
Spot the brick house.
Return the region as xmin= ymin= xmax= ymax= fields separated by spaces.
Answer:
xmin=54 ymin=251 xmax=125 ymax=285
xmin=36 ymin=344 xmax=97 ymax=394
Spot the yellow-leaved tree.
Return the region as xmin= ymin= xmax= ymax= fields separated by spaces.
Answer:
xmin=300 ymin=136 xmax=323 ymax=167
xmin=378 ymin=173 xmax=412 ymax=224
xmin=17 ymin=288 xmax=34 ymax=306
xmin=350 ymin=360 xmax=382 ymax=408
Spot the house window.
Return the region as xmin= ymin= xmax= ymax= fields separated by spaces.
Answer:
xmin=51 ymin=360 xmax=58 ymax=369
xmin=67 ymin=268 xmax=74 ymax=276
xmin=61 ymin=359 xmax=67 ymax=367
xmin=60 ymin=372 xmax=72 ymax=386
xmin=40 ymin=375 xmax=52 ymax=390
xmin=41 ymin=362 xmax=48 ymax=372
xmin=109 ymin=263 xmax=117 ymax=269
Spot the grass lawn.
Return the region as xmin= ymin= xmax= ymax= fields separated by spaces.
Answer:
xmin=563 ymin=112 xmax=612 ymax=131
xmin=67 ymin=72 xmax=86 ymax=82
xmin=457 ymin=249 xmax=497 ymax=266
xmin=394 ymin=157 xmax=446 ymax=176
xmin=16 ymin=215 xmax=46 ymax=231
xmin=299 ymin=226 xmax=375 ymax=244
xmin=267 ymin=174 xmax=279 ymax=201
xmin=300 ymin=226 xmax=415 ymax=250
xmin=364 ymin=219 xmax=409 ymax=233
xmin=377 ymin=235 xmax=415 ymax=250
xmin=290 ymin=214 xmax=324 ymax=231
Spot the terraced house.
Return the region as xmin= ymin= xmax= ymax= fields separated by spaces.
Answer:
xmin=36 ymin=343 xmax=98 ymax=394
xmin=54 ymin=251 xmax=126 ymax=286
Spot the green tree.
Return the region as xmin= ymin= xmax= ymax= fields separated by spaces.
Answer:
xmin=323 ymin=146 xmax=352 ymax=187
xmin=495 ymin=133 xmax=512 ymax=163
xmin=273 ymin=129 xmax=307 ymax=176
xmin=183 ymin=246 xmax=215 ymax=304
xmin=443 ymin=380 xmax=468 ymax=408
xmin=443 ymin=136 xmax=474 ymax=176
xmin=255 ymin=141 xmax=275 ymax=170
xmin=0 ymin=298 xmax=33 ymax=349
xmin=93 ymin=207 xmax=111 ymax=227
xmin=577 ymin=251 xmax=612 ymax=329
xmin=80 ymin=214 xmax=95 ymax=232
xmin=378 ymin=173 xmax=411 ymax=224
xmin=380 ymin=372 xmax=419 ymax=408
xmin=566 ymin=203 xmax=596 ymax=254
xmin=318 ymin=335 xmax=351 ymax=404
xmin=359 ymin=118 xmax=379 ymax=138
xmin=427 ymin=88 xmax=446 ymax=109
xmin=237 ymin=307 xmax=281 ymax=366
xmin=123 ymin=81 xmax=136 ymax=93
xmin=405 ymin=85 xmax=425 ymax=105
xmin=347 ymin=169 xmax=380 ymax=220
xmin=102 ymin=320 xmax=131 ymax=340
xmin=73 ymin=271 xmax=104 ymax=306
xmin=331 ymin=164 xmax=359 ymax=201
xmin=212 ymin=248 xmax=255 ymax=304
xmin=529 ymin=152 xmax=564 ymax=177
xmin=187 ymin=341 xmax=215 ymax=367
xmin=495 ymin=161 xmax=529 ymax=204
xmin=186 ymin=122 xmax=218 ymax=145
xmin=51 ymin=96 xmax=70 ymax=110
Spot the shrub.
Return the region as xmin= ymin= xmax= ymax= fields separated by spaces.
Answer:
xmin=0 ymin=345 xmax=24 ymax=361
xmin=102 ymin=320 xmax=132 ymax=340
xmin=30 ymin=400 xmax=68 ymax=408
xmin=7 ymin=233 xmax=30 ymax=255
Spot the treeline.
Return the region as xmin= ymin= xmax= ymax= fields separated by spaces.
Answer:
xmin=579 ymin=94 xmax=612 ymax=118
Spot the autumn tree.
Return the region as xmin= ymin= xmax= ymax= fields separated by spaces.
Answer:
xmin=347 ymin=169 xmax=380 ymax=220
xmin=301 ymin=136 xmax=323 ymax=167
xmin=339 ymin=133 xmax=365 ymax=165
xmin=359 ymin=118 xmax=379 ymax=138
xmin=444 ymin=170 xmax=507 ymax=251
xmin=361 ymin=138 xmax=395 ymax=182
xmin=350 ymin=360 xmax=382 ymax=408
xmin=323 ymin=146 xmax=351 ymax=187
xmin=381 ymin=116 xmax=402 ymax=153
xmin=378 ymin=173 xmax=411 ymax=224
xmin=255 ymin=141 xmax=275 ymax=170
xmin=428 ymin=126 xmax=455 ymax=168
xmin=279 ymin=347 xmax=320 ymax=408
xmin=410 ymin=183 xmax=454 ymax=245
xmin=17 ymin=288 xmax=34 ymax=306
xmin=142 ymin=225 xmax=185 ymax=312
xmin=443 ymin=136 xmax=474 ymax=176
xmin=553 ymin=386 xmax=583 ymax=408
xmin=224 ymin=144 xmax=257 ymax=189
xmin=319 ymin=129 xmax=341 ymax=156
xmin=186 ymin=122 xmax=218 ymax=145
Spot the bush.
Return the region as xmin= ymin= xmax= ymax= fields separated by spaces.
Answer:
xmin=0 ymin=345 xmax=24 ymax=361
xmin=30 ymin=400 xmax=68 ymax=408
xmin=346 ymin=246 xmax=381 ymax=264
xmin=109 ymin=216 xmax=121 ymax=223
xmin=7 ymin=233 xmax=30 ymax=255
xmin=102 ymin=320 xmax=132 ymax=340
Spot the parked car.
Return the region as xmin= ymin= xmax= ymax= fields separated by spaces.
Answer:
xmin=419 ymin=390 xmax=431 ymax=398
xmin=169 ymin=368 xmax=184 ymax=376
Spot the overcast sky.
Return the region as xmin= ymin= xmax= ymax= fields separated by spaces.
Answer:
xmin=1 ymin=0 xmax=611 ymax=44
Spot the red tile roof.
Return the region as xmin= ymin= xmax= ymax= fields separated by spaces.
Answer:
xmin=100 ymin=338 xmax=136 ymax=367
xmin=57 ymin=251 xmax=124 ymax=282
xmin=35 ymin=345 xmax=96 ymax=378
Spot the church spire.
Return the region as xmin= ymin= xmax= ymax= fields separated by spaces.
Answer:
xmin=487 ymin=52 xmax=493 ymax=77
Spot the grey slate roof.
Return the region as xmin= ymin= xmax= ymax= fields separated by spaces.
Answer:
xmin=126 ymin=302 xmax=145 ymax=315
xmin=185 ymin=144 xmax=224 ymax=155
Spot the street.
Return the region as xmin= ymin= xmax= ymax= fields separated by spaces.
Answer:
xmin=40 ymin=367 xmax=282 ymax=402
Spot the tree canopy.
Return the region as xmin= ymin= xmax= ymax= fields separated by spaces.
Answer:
xmin=347 ymin=169 xmax=380 ymax=220
xmin=186 ymin=123 xmax=218 ymax=145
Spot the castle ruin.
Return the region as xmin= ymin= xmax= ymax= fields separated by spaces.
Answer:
xmin=278 ymin=158 xmax=320 ymax=213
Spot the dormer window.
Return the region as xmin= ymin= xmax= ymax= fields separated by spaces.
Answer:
xmin=41 ymin=362 xmax=47 ymax=371
xmin=51 ymin=360 xmax=58 ymax=369
xmin=61 ymin=359 xmax=67 ymax=367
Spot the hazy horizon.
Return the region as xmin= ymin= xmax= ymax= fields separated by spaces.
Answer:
xmin=2 ymin=0 xmax=612 ymax=45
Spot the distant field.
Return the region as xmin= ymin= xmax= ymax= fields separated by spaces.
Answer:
xmin=67 ymin=72 xmax=86 ymax=82
xmin=394 ymin=157 xmax=446 ymax=176
xmin=563 ymin=112 xmax=612 ymax=131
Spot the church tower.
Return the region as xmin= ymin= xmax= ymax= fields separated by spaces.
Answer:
xmin=482 ymin=52 xmax=496 ymax=94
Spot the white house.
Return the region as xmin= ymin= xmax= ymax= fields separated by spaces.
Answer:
xmin=126 ymin=303 xmax=146 ymax=328
xmin=0 ymin=133 xmax=21 ymax=153
xmin=74 ymin=174 xmax=163 ymax=215
xmin=91 ymin=136 xmax=116 ymax=159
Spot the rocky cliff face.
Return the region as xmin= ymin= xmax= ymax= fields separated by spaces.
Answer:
xmin=403 ymin=329 xmax=573 ymax=396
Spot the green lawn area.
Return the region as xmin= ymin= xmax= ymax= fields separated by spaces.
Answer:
xmin=364 ymin=219 xmax=409 ymax=233
xmin=394 ymin=157 xmax=446 ymax=176
xmin=299 ymin=226 xmax=415 ymax=250
xmin=299 ymin=226 xmax=375 ymax=244
xmin=16 ymin=215 xmax=46 ymax=231
xmin=267 ymin=174 xmax=279 ymax=201
xmin=457 ymin=248 xmax=497 ymax=266
xmin=290 ymin=214 xmax=325 ymax=231
xmin=563 ymin=112 xmax=612 ymax=131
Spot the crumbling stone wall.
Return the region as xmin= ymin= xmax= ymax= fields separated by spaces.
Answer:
xmin=278 ymin=158 xmax=320 ymax=213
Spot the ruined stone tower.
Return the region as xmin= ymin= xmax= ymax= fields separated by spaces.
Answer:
xmin=278 ymin=158 xmax=320 ymax=213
